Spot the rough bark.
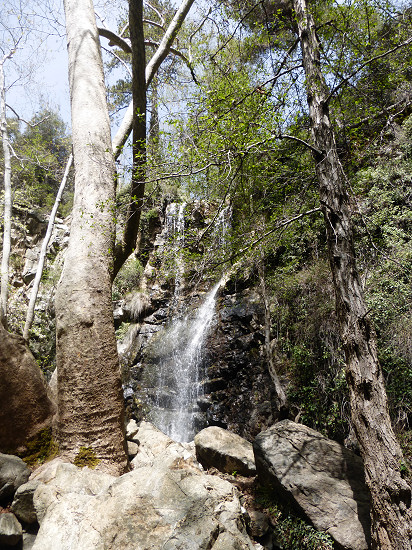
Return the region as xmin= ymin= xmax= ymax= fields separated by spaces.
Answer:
xmin=0 ymin=55 xmax=13 ymax=327
xmin=57 ymin=0 xmax=128 ymax=474
xmin=23 ymin=153 xmax=73 ymax=341
xmin=292 ymin=0 xmax=412 ymax=547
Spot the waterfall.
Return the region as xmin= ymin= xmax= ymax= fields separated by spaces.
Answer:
xmin=133 ymin=202 xmax=230 ymax=442
xmin=166 ymin=202 xmax=186 ymax=309
xmin=150 ymin=277 xmax=225 ymax=442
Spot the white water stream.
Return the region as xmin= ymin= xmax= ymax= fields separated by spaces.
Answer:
xmin=151 ymin=277 xmax=226 ymax=442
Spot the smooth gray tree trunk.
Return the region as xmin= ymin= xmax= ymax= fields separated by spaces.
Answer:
xmin=0 ymin=54 xmax=13 ymax=327
xmin=293 ymin=0 xmax=412 ymax=546
xmin=56 ymin=0 xmax=128 ymax=474
xmin=23 ymin=153 xmax=73 ymax=341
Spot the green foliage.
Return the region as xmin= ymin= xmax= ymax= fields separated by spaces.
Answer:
xmin=255 ymin=485 xmax=334 ymax=550
xmin=73 ymin=447 xmax=100 ymax=469
xmin=18 ymin=428 xmax=58 ymax=466
xmin=351 ymin=115 xmax=412 ymax=430
xmin=267 ymin=261 xmax=349 ymax=441
xmin=116 ymin=322 xmax=131 ymax=341
xmin=113 ymin=257 xmax=143 ymax=299
xmin=7 ymin=108 xmax=73 ymax=215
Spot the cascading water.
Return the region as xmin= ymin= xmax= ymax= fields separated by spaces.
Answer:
xmin=129 ymin=202 xmax=231 ymax=442
xmin=150 ymin=277 xmax=226 ymax=442
xmin=166 ymin=202 xmax=186 ymax=309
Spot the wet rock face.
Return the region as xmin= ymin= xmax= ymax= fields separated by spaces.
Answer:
xmin=121 ymin=283 xmax=280 ymax=442
xmin=202 ymin=289 xmax=279 ymax=441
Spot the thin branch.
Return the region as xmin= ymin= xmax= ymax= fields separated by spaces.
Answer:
xmin=243 ymin=208 xmax=322 ymax=252
xmin=101 ymin=46 xmax=132 ymax=77
xmin=23 ymin=153 xmax=74 ymax=341
xmin=145 ymin=39 xmax=197 ymax=81
xmin=345 ymin=98 xmax=411 ymax=130
xmin=327 ymin=36 xmax=412 ymax=103
xmin=211 ymin=207 xmax=322 ymax=270
xmin=144 ymin=2 xmax=165 ymax=27
xmin=277 ymin=133 xmax=323 ymax=155
xmin=210 ymin=2 xmax=263 ymax=61
xmin=144 ymin=19 xmax=165 ymax=32
xmin=5 ymin=105 xmax=50 ymax=127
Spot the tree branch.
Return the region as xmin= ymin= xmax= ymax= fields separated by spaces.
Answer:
xmin=98 ymin=27 xmax=131 ymax=53
xmin=327 ymin=37 xmax=412 ymax=103
xmin=277 ymin=133 xmax=323 ymax=155
xmin=112 ymin=0 xmax=195 ymax=156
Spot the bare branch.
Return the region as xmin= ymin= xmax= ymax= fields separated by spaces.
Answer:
xmin=277 ymin=133 xmax=323 ymax=155
xmin=112 ymin=0 xmax=195 ymax=156
xmin=144 ymin=19 xmax=165 ymax=32
xmin=98 ymin=27 xmax=131 ymax=53
xmin=6 ymin=104 xmax=50 ymax=127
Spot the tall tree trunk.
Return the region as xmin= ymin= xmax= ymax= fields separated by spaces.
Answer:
xmin=56 ymin=0 xmax=128 ymax=474
xmin=23 ymin=153 xmax=73 ymax=341
xmin=292 ymin=0 xmax=412 ymax=546
xmin=0 ymin=55 xmax=13 ymax=328
xmin=113 ymin=0 xmax=146 ymax=276
xmin=112 ymin=0 xmax=195 ymax=278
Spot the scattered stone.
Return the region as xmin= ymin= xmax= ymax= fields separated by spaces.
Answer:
xmin=127 ymin=441 xmax=138 ymax=458
xmin=253 ymin=420 xmax=371 ymax=550
xmin=247 ymin=510 xmax=270 ymax=538
xmin=12 ymin=480 xmax=40 ymax=524
xmin=0 ymin=512 xmax=23 ymax=546
xmin=195 ymin=426 xmax=256 ymax=476
xmin=125 ymin=419 xmax=139 ymax=441
xmin=0 ymin=454 xmax=31 ymax=502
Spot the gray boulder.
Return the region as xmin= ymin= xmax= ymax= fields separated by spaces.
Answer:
xmin=12 ymin=480 xmax=41 ymax=524
xmin=253 ymin=420 xmax=371 ymax=550
xmin=31 ymin=424 xmax=254 ymax=550
xmin=0 ymin=453 xmax=31 ymax=502
xmin=194 ymin=426 xmax=256 ymax=476
xmin=0 ymin=512 xmax=23 ymax=546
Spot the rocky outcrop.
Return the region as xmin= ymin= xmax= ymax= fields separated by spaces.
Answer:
xmin=11 ymin=480 xmax=40 ymax=524
xmin=30 ymin=422 xmax=255 ymax=550
xmin=253 ymin=419 xmax=371 ymax=550
xmin=0 ymin=325 xmax=55 ymax=454
xmin=194 ymin=426 xmax=256 ymax=476
xmin=203 ymin=287 xmax=282 ymax=440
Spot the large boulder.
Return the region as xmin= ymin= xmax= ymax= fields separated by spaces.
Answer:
xmin=253 ymin=420 xmax=371 ymax=550
xmin=0 ymin=324 xmax=55 ymax=453
xmin=194 ymin=426 xmax=256 ymax=476
xmin=0 ymin=453 xmax=31 ymax=502
xmin=31 ymin=424 xmax=254 ymax=550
